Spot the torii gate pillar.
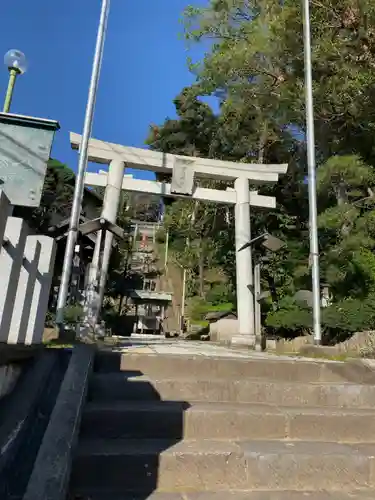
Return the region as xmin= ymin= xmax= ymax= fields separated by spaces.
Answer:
xmin=232 ymin=176 xmax=255 ymax=347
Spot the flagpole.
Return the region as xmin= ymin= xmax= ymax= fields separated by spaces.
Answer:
xmin=302 ymin=0 xmax=321 ymax=344
xmin=56 ymin=0 xmax=111 ymax=327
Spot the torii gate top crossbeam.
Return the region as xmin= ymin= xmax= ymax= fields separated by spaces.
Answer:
xmin=70 ymin=132 xmax=288 ymax=184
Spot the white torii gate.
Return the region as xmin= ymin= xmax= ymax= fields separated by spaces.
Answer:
xmin=70 ymin=132 xmax=288 ymax=347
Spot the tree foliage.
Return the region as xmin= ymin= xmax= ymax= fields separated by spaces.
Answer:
xmin=14 ymin=158 xmax=75 ymax=232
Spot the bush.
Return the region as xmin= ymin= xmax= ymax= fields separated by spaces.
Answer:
xmin=322 ymin=296 xmax=375 ymax=344
xmin=265 ymin=301 xmax=312 ymax=338
xmin=155 ymin=228 xmax=167 ymax=244
xmin=187 ymin=297 xmax=211 ymax=322
xmin=64 ymin=304 xmax=84 ymax=325
xmin=187 ymin=297 xmax=234 ymax=323
xmin=205 ymin=283 xmax=235 ymax=305
xmin=45 ymin=310 xmax=56 ymax=328
xmin=265 ymin=294 xmax=375 ymax=343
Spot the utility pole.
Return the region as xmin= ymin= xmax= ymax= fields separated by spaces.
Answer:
xmin=56 ymin=0 xmax=111 ymax=327
xmin=302 ymin=0 xmax=321 ymax=344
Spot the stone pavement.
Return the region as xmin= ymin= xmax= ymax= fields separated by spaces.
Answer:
xmin=110 ymin=333 xmax=341 ymax=363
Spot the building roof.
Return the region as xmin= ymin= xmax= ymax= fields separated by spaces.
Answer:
xmin=205 ymin=310 xmax=237 ymax=322
xmin=129 ymin=290 xmax=173 ymax=303
xmin=47 ymin=216 xmax=117 ymax=248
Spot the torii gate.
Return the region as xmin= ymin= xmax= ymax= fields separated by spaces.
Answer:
xmin=70 ymin=132 xmax=288 ymax=347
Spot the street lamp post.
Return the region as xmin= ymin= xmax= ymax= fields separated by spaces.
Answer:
xmin=253 ymin=261 xmax=262 ymax=351
xmin=239 ymin=233 xmax=285 ymax=351
xmin=181 ymin=267 xmax=187 ymax=332
xmin=302 ymin=0 xmax=322 ymax=345
xmin=164 ymin=230 xmax=169 ymax=268
xmin=3 ymin=50 xmax=27 ymax=113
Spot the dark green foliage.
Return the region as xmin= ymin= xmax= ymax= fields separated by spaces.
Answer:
xmin=205 ymin=283 xmax=235 ymax=306
xmin=14 ymin=158 xmax=75 ymax=232
xmin=322 ymin=297 xmax=375 ymax=343
xmin=187 ymin=296 xmax=234 ymax=325
xmin=146 ymin=87 xmax=217 ymax=159
xmin=266 ymin=295 xmax=375 ymax=342
xmin=265 ymin=298 xmax=313 ymax=338
xmin=63 ymin=304 xmax=83 ymax=325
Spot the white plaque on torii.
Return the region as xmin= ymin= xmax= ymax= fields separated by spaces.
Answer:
xmin=171 ymin=158 xmax=195 ymax=196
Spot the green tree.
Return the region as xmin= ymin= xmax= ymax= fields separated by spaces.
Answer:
xmin=14 ymin=158 xmax=75 ymax=232
xmin=316 ymin=155 xmax=375 ymax=299
xmin=147 ymin=87 xmax=217 ymax=159
xmin=184 ymin=0 xmax=375 ymax=163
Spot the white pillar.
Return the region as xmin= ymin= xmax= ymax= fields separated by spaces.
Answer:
xmin=0 ymin=218 xmax=29 ymax=343
xmin=8 ymin=237 xmax=42 ymax=344
xmin=101 ymin=160 xmax=126 ymax=223
xmin=98 ymin=160 xmax=125 ymax=309
xmin=232 ymin=177 xmax=255 ymax=347
xmin=83 ymin=230 xmax=103 ymax=326
xmin=85 ymin=160 xmax=125 ymax=325
xmin=9 ymin=236 xmax=57 ymax=345
xmin=90 ymin=231 xmax=103 ymax=284
xmin=98 ymin=230 xmax=113 ymax=304
xmin=26 ymin=236 xmax=57 ymax=344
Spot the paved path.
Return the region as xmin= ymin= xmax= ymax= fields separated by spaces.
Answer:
xmin=110 ymin=334 xmax=341 ymax=363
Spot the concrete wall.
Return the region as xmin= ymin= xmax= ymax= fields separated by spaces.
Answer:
xmin=0 ymin=364 xmax=21 ymax=401
xmin=0 ymin=196 xmax=57 ymax=345
xmin=210 ymin=319 xmax=239 ymax=344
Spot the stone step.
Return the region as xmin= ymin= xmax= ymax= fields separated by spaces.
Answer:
xmin=89 ymin=374 xmax=375 ymax=409
xmin=68 ymin=490 xmax=375 ymax=499
xmin=70 ymin=438 xmax=375 ymax=493
xmin=94 ymin=352 xmax=375 ymax=384
xmin=81 ymin=400 xmax=375 ymax=443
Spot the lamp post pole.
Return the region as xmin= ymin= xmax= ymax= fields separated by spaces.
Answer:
xmin=3 ymin=68 xmax=18 ymax=113
xmin=164 ymin=230 xmax=169 ymax=268
xmin=302 ymin=0 xmax=321 ymax=345
xmin=238 ymin=233 xmax=285 ymax=351
xmin=254 ymin=262 xmax=262 ymax=352
xmin=181 ymin=267 xmax=186 ymax=332
xmin=56 ymin=0 xmax=111 ymax=327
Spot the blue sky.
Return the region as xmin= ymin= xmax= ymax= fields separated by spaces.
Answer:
xmin=1 ymin=0 xmax=208 ymax=180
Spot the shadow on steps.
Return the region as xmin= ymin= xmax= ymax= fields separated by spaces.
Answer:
xmin=0 ymin=350 xmax=70 ymax=500
xmin=68 ymin=351 xmax=190 ymax=499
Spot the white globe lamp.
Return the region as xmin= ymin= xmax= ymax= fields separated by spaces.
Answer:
xmin=3 ymin=49 xmax=28 ymax=113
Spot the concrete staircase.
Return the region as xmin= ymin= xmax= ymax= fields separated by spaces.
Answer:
xmin=68 ymin=352 xmax=375 ymax=498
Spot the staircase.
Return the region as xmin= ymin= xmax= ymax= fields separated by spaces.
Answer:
xmin=68 ymin=351 xmax=375 ymax=498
